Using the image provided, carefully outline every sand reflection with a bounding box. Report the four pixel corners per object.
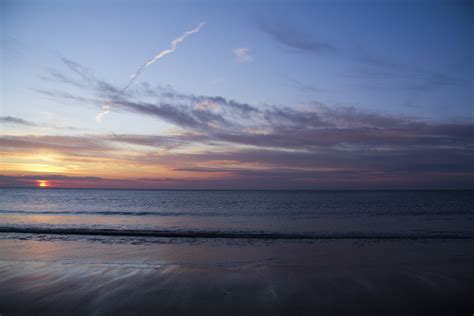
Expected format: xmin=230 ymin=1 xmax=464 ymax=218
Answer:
xmin=1 ymin=237 xmax=473 ymax=315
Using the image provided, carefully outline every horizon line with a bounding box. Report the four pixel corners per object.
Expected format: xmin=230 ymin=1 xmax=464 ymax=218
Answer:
xmin=0 ymin=186 xmax=473 ymax=191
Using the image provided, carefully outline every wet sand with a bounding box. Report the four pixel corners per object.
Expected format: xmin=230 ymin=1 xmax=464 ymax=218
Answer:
xmin=0 ymin=235 xmax=473 ymax=315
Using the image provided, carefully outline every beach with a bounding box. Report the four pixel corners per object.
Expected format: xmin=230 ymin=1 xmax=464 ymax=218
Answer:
xmin=1 ymin=234 xmax=473 ymax=315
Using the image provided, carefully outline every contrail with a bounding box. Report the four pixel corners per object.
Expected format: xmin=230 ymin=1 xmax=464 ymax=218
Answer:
xmin=96 ymin=22 xmax=206 ymax=122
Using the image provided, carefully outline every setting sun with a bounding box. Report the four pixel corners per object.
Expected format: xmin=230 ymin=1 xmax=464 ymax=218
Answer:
xmin=36 ymin=180 xmax=50 ymax=188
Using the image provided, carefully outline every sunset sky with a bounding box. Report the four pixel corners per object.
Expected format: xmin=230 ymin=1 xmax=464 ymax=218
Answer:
xmin=1 ymin=0 xmax=473 ymax=189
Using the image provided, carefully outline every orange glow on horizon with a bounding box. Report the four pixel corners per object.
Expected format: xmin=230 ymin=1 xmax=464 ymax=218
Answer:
xmin=36 ymin=180 xmax=50 ymax=188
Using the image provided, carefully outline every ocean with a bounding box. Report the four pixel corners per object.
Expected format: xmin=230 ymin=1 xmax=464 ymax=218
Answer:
xmin=1 ymin=189 xmax=473 ymax=315
xmin=1 ymin=189 xmax=473 ymax=239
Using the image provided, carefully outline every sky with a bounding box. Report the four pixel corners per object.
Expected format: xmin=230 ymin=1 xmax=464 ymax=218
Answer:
xmin=0 ymin=0 xmax=473 ymax=189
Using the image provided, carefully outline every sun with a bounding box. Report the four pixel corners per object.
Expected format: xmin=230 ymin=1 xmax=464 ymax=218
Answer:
xmin=36 ymin=180 xmax=50 ymax=188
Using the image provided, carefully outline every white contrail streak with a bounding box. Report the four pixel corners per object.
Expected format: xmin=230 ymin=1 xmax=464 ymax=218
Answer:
xmin=96 ymin=22 xmax=206 ymax=122
xmin=128 ymin=22 xmax=206 ymax=85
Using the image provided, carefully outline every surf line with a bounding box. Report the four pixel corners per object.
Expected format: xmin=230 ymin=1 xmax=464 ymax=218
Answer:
xmin=0 ymin=226 xmax=472 ymax=240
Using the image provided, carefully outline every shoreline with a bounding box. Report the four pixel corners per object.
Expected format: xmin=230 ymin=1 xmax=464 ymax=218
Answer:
xmin=1 ymin=226 xmax=473 ymax=240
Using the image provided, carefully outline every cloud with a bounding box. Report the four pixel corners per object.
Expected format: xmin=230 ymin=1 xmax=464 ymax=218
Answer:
xmin=258 ymin=20 xmax=467 ymax=91
xmin=233 ymin=47 xmax=252 ymax=63
xmin=2 ymin=134 xmax=473 ymax=189
xmin=287 ymin=78 xmax=327 ymax=94
xmin=0 ymin=116 xmax=37 ymax=126
xmin=258 ymin=21 xmax=337 ymax=54
xmin=0 ymin=115 xmax=88 ymax=131
xmin=0 ymin=135 xmax=112 ymax=154
xmin=0 ymin=174 xmax=182 ymax=189
xmin=24 ymin=60 xmax=474 ymax=189
xmin=1 ymin=165 xmax=472 ymax=189
xmin=3 ymin=120 xmax=473 ymax=179
xmin=0 ymin=132 xmax=204 ymax=156
xmin=35 ymin=64 xmax=474 ymax=151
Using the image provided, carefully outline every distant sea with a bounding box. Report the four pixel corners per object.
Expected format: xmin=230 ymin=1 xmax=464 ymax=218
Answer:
xmin=1 ymin=188 xmax=473 ymax=239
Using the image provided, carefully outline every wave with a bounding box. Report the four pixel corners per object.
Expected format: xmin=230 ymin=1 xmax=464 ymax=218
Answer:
xmin=0 ymin=226 xmax=472 ymax=240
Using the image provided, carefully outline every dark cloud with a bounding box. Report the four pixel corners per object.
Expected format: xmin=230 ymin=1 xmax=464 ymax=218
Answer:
xmin=18 ymin=58 xmax=473 ymax=189
xmin=2 ymin=170 xmax=471 ymax=190
xmin=33 ymin=88 xmax=100 ymax=105
xmin=258 ymin=21 xmax=337 ymax=54
xmin=2 ymin=174 xmax=105 ymax=181
xmin=33 ymin=61 xmax=474 ymax=153
xmin=3 ymin=131 xmax=471 ymax=178
xmin=258 ymin=21 xmax=467 ymax=91
xmin=149 ymin=85 xmax=260 ymax=115
xmin=287 ymin=78 xmax=328 ymax=94
xmin=106 ymin=132 xmax=209 ymax=150
xmin=0 ymin=133 xmax=209 ymax=158
xmin=0 ymin=116 xmax=37 ymax=126
xmin=1 ymin=115 xmax=88 ymax=131
xmin=0 ymin=174 xmax=143 ymax=189
xmin=0 ymin=135 xmax=111 ymax=154
xmin=42 ymin=59 xmax=123 ymax=99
